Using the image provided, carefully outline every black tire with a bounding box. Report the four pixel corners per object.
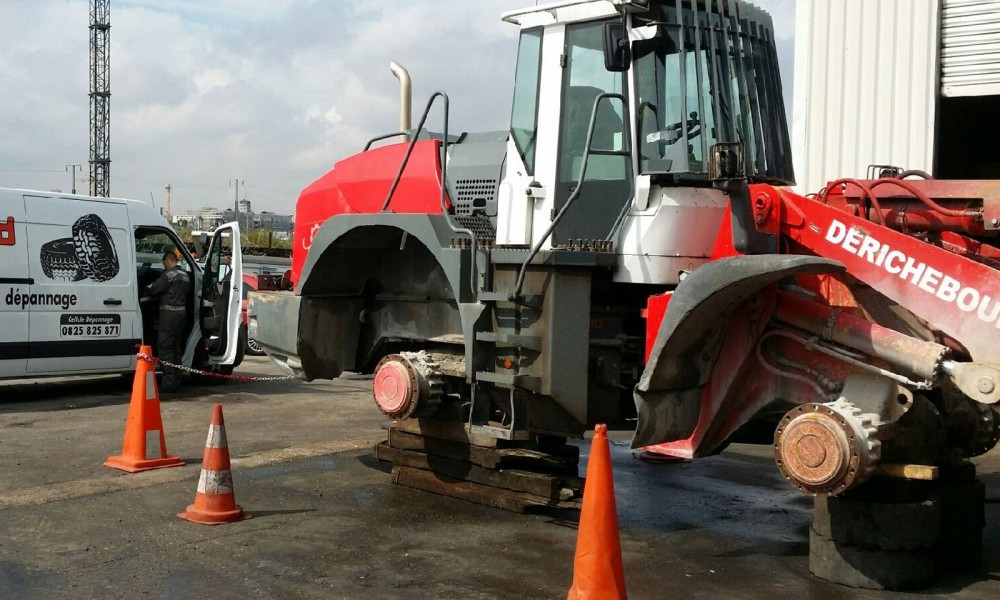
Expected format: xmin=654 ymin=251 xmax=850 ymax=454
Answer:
xmin=191 ymin=328 xmax=244 ymax=385
xmin=936 ymin=480 xmax=985 ymax=571
xmin=809 ymin=528 xmax=937 ymax=591
xmin=195 ymin=363 xmax=235 ymax=386
xmin=813 ymin=495 xmax=940 ymax=550
xmin=234 ymin=323 xmax=246 ymax=368
xmin=72 ymin=214 xmax=119 ymax=282
xmin=192 ymin=349 xmax=234 ymax=386
xmin=39 ymin=238 xmax=85 ymax=281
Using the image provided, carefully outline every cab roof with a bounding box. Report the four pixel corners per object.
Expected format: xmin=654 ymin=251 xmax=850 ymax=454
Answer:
xmin=502 ymin=0 xmax=634 ymax=26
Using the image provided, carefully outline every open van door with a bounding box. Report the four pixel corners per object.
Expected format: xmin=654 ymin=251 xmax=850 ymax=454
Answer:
xmin=201 ymin=222 xmax=243 ymax=365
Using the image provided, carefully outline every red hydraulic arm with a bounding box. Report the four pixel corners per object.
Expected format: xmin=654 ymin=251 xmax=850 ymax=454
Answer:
xmin=752 ymin=184 xmax=1000 ymax=365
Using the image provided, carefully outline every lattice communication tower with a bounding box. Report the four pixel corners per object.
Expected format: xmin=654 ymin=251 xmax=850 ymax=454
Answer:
xmin=89 ymin=0 xmax=110 ymax=197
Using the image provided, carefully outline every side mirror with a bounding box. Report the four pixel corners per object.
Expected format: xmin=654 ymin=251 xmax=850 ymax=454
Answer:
xmin=709 ymin=142 xmax=746 ymax=181
xmin=603 ymin=22 xmax=630 ymax=72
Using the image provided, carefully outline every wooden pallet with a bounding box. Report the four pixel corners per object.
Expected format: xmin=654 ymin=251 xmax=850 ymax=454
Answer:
xmin=376 ymin=419 xmax=583 ymax=513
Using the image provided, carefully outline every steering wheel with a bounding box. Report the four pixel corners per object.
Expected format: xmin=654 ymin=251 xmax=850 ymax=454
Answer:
xmin=665 ymin=111 xmax=703 ymax=142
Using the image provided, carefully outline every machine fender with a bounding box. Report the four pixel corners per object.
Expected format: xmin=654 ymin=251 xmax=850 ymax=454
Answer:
xmin=632 ymin=255 xmax=846 ymax=448
xmin=293 ymin=213 xmax=482 ymax=380
xmin=298 ymin=212 xmax=473 ymax=301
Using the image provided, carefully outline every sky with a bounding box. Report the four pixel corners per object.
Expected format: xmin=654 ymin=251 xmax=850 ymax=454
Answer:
xmin=0 ymin=0 xmax=795 ymax=216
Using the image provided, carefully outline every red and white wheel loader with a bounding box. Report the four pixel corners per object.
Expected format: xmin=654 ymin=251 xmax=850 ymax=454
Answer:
xmin=250 ymin=1 xmax=1000 ymax=578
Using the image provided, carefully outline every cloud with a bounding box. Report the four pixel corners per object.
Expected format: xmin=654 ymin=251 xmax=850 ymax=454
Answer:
xmin=0 ymin=0 xmax=795 ymax=214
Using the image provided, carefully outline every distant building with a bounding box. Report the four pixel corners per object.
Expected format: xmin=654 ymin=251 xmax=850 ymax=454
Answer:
xmin=171 ymin=207 xmax=225 ymax=230
xmin=223 ymin=207 xmax=293 ymax=233
xmin=255 ymin=211 xmax=294 ymax=233
xmin=222 ymin=208 xmax=253 ymax=230
xmin=171 ymin=204 xmax=293 ymax=234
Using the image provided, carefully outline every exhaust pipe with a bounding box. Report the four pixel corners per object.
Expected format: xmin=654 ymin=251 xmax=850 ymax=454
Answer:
xmin=390 ymin=60 xmax=412 ymax=142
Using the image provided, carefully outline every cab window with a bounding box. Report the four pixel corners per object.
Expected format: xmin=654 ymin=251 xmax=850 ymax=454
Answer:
xmin=551 ymin=19 xmax=632 ymax=244
xmin=134 ymin=228 xmax=193 ymax=273
xmin=510 ymin=28 xmax=544 ymax=174
xmin=134 ymin=228 xmax=193 ymax=292
xmin=558 ymin=20 xmax=628 ymax=185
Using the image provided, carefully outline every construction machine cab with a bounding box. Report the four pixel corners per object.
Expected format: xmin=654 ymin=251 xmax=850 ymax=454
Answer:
xmin=504 ymin=0 xmax=794 ymax=237
xmin=498 ymin=0 xmax=792 ymax=259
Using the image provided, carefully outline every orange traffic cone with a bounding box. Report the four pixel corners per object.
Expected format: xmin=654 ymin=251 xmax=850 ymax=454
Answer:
xmin=178 ymin=404 xmax=249 ymax=524
xmin=567 ymin=424 xmax=627 ymax=600
xmin=105 ymin=345 xmax=185 ymax=473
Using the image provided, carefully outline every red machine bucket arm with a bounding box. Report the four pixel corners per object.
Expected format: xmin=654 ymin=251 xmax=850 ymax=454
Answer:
xmin=632 ymin=254 xmax=845 ymax=449
xmin=774 ymin=187 xmax=1000 ymax=365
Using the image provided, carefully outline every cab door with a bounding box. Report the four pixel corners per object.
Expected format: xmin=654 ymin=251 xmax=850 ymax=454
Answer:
xmin=552 ymin=19 xmax=632 ymax=245
xmin=0 ymin=191 xmax=30 ymax=377
xmin=200 ymin=222 xmax=243 ymax=365
xmin=24 ymin=195 xmax=136 ymax=373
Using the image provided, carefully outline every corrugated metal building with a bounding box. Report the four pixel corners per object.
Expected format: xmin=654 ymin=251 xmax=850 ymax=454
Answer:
xmin=792 ymin=0 xmax=1000 ymax=193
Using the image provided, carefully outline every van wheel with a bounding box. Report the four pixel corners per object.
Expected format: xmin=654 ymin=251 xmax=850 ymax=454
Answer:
xmin=191 ymin=346 xmax=239 ymax=386
xmin=194 ymin=363 xmax=234 ymax=386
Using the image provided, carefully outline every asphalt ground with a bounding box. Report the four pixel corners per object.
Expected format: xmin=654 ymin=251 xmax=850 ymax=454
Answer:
xmin=1 ymin=356 xmax=999 ymax=599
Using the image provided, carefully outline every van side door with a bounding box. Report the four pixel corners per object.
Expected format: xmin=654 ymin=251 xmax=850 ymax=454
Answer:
xmin=0 ymin=191 xmax=30 ymax=377
xmin=133 ymin=226 xmax=197 ymax=365
xmin=24 ymin=195 xmax=137 ymax=373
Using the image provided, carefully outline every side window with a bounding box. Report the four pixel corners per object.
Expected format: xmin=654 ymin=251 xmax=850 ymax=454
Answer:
xmin=510 ymin=28 xmax=543 ymax=174
xmin=558 ymin=21 xmax=627 ymax=184
xmin=134 ymin=228 xmax=193 ymax=273
xmin=205 ymin=230 xmax=236 ymax=290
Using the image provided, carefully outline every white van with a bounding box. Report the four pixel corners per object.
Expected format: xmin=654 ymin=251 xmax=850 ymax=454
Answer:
xmin=0 ymin=188 xmax=244 ymax=380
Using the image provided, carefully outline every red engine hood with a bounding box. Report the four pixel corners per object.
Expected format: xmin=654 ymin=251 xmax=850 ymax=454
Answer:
xmin=291 ymin=139 xmax=449 ymax=284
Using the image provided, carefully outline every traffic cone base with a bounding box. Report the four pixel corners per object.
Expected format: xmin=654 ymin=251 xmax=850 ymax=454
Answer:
xmin=105 ymin=454 xmax=184 ymax=473
xmin=178 ymin=404 xmax=249 ymax=525
xmin=177 ymin=503 xmax=248 ymax=525
xmin=106 ymin=345 xmax=184 ymax=473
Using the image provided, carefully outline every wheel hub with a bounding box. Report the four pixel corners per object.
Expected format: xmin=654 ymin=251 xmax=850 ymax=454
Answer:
xmin=373 ymin=359 xmax=416 ymax=417
xmin=775 ymin=400 xmax=880 ymax=495
xmin=796 ymin=434 xmax=829 ymax=469
xmin=372 ymin=352 xmax=446 ymax=419
xmin=779 ymin=415 xmax=849 ymax=488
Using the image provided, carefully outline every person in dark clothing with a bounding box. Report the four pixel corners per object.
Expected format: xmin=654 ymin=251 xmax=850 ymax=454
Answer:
xmin=146 ymin=252 xmax=191 ymax=392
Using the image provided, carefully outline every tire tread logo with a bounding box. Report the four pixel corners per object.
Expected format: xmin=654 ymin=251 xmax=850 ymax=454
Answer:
xmin=40 ymin=239 xmax=85 ymax=281
xmin=39 ymin=214 xmax=120 ymax=282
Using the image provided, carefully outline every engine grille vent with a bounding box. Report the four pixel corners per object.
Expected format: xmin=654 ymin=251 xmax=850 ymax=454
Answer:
xmin=453 ymin=178 xmax=498 ymax=216
xmin=455 ymin=215 xmax=496 ymax=242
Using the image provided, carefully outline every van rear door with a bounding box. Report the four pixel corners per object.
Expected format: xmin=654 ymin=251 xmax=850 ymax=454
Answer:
xmin=0 ymin=191 xmax=30 ymax=377
xmin=24 ymin=195 xmax=137 ymax=373
xmin=201 ymin=222 xmax=243 ymax=365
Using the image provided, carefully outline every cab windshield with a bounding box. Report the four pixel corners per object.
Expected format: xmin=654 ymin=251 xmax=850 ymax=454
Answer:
xmin=632 ymin=1 xmax=793 ymax=184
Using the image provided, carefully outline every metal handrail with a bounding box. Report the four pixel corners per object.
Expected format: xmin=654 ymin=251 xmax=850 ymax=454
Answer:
xmin=363 ymin=132 xmax=409 ymax=151
xmin=379 ymin=92 xmax=479 ymax=299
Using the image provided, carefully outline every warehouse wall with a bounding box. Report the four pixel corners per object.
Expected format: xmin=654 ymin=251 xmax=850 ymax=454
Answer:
xmin=791 ymin=0 xmax=940 ymax=193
